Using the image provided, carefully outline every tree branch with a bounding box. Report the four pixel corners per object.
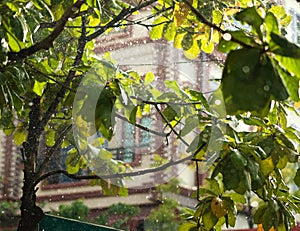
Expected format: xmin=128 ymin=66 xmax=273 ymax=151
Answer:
xmin=33 ymin=153 xmax=193 ymax=187
xmin=7 ymin=0 xmax=85 ymax=61
xmin=35 ymin=124 xmax=73 ymax=179
xmin=115 ymin=113 xmax=168 ymax=137
xmin=183 ymin=0 xmax=253 ymax=49
xmin=24 ymin=61 xmax=77 ymax=93
xmin=40 ymin=16 xmax=87 ymax=130
xmin=86 ymin=0 xmax=157 ymax=41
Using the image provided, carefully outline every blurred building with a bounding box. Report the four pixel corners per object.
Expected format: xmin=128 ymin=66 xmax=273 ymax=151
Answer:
xmin=2 ymin=1 xmax=299 ymax=230
xmin=35 ymin=7 xmax=222 ymax=230
xmin=0 ymin=133 xmax=22 ymax=201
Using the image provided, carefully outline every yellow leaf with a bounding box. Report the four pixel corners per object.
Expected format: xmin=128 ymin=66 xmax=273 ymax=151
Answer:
xmin=260 ymin=156 xmax=274 ymax=175
xmin=33 ymin=80 xmax=46 ymax=96
xmin=14 ymin=128 xmax=28 ymax=146
xmin=174 ymin=32 xmax=185 ymax=49
xmin=201 ymin=39 xmax=215 ymax=54
xmin=144 ymin=72 xmax=155 ymax=85
xmin=88 ymin=15 xmax=100 ymax=27
xmin=294 ymin=101 xmax=300 ymax=109
xmin=184 ymin=39 xmax=200 ymax=59
xmin=137 ymin=105 xmax=143 ymax=119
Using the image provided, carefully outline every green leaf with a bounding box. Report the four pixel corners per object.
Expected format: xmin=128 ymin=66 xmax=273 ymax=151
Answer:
xmin=187 ymin=126 xmax=211 ymax=153
xmin=164 ymin=22 xmax=176 ymax=41
xmin=99 ymin=149 xmax=113 ymax=160
xmin=222 ymin=162 xmax=240 ymax=190
xmin=180 ymin=116 xmax=199 ymax=137
xmin=95 ymin=85 xmax=118 ymax=140
xmin=129 ymin=106 xmax=138 ymax=124
xmin=9 ymin=15 xmax=25 ymax=42
xmin=66 ymin=151 xmax=83 ymax=174
xmin=294 ymin=168 xmax=300 ymax=187
xmin=271 ymin=58 xmax=299 ymax=101
xmin=46 ymin=129 xmax=56 ymax=147
xmin=144 ymin=72 xmax=155 ymax=85
xmin=181 ymin=33 xmax=193 ymax=51
xmin=270 ymin=33 xmax=300 ymax=58
xmin=13 ymin=127 xmax=28 ymax=146
xmin=188 ymin=90 xmax=210 ymax=111
xmin=221 ymin=49 xmax=288 ymax=116
xmin=218 ymin=38 xmax=239 ymax=53
xmin=234 ymin=7 xmax=263 ymax=38
xmin=260 ymin=156 xmax=274 ymax=176
xmin=242 ymin=116 xmax=266 ymax=128
xmin=164 ymin=80 xmax=183 ymax=96
xmin=184 ymin=39 xmax=201 ymax=59
xmin=269 ymin=5 xmax=287 ymax=21
xmin=264 ymin=12 xmax=279 ymax=43
xmin=275 ymin=55 xmax=300 ymax=79
xmin=231 ymin=149 xmax=247 ymax=170
xmin=162 ymin=104 xmax=179 ymax=122
xmin=223 ymin=197 xmax=236 ymax=227
xmin=230 ymin=30 xmax=259 ymax=47
xmin=178 ymin=222 xmax=197 ymax=231
xmin=33 ymin=80 xmax=47 ymax=96
xmin=202 ymin=210 xmax=218 ymax=230
xmin=150 ymin=16 xmax=168 ymax=40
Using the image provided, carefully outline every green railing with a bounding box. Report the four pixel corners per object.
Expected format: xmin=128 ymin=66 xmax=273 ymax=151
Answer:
xmin=39 ymin=214 xmax=123 ymax=231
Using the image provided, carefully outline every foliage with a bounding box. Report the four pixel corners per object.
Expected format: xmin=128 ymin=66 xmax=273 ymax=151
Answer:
xmin=145 ymin=179 xmax=184 ymax=230
xmin=0 ymin=200 xmax=19 ymax=218
xmin=50 ymin=200 xmax=89 ymax=221
xmin=145 ymin=199 xmax=183 ymax=231
xmin=95 ymin=203 xmax=140 ymax=230
xmin=0 ymin=0 xmax=300 ymax=230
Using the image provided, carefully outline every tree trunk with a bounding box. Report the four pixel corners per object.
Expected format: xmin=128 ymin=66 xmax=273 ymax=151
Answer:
xmin=18 ymin=98 xmax=44 ymax=231
xmin=17 ymin=175 xmax=44 ymax=231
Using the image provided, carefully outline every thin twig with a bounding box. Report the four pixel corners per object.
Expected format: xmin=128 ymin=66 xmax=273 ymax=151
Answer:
xmin=33 ymin=153 xmax=193 ymax=187
xmin=115 ymin=113 xmax=167 ymax=137
xmin=183 ymin=0 xmax=253 ymax=49
xmin=86 ymin=0 xmax=157 ymax=41
xmin=8 ymin=0 xmax=85 ymax=61
xmin=35 ymin=124 xmax=73 ymax=179
xmin=40 ymin=16 xmax=87 ymax=129
xmin=153 ymin=104 xmax=190 ymax=147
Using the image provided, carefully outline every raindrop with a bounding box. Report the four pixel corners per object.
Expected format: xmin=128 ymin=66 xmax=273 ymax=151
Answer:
xmin=215 ymin=99 xmax=221 ymax=105
xmin=263 ymin=85 xmax=270 ymax=91
xmin=223 ymin=33 xmax=232 ymax=41
xmin=28 ymin=102 xmax=33 ymax=106
xmin=242 ymin=66 xmax=250 ymax=73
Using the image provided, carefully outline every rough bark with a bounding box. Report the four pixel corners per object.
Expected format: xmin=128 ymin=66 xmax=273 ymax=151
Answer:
xmin=18 ymin=98 xmax=43 ymax=231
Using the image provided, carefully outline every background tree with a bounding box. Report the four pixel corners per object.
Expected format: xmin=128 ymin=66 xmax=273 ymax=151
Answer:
xmin=0 ymin=0 xmax=300 ymax=231
xmin=95 ymin=203 xmax=140 ymax=230
xmin=145 ymin=178 xmax=184 ymax=231
xmin=50 ymin=199 xmax=89 ymax=221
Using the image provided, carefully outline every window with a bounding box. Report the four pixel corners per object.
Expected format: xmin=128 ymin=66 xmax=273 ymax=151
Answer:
xmin=109 ymin=116 xmax=153 ymax=163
